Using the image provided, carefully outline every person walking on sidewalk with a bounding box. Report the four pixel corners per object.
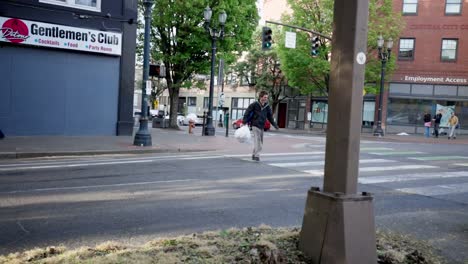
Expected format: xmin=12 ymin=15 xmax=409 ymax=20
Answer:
xmin=242 ymin=90 xmax=279 ymax=161
xmin=448 ymin=112 xmax=459 ymax=140
xmin=423 ymin=112 xmax=432 ymax=138
xmin=433 ymin=111 xmax=442 ymax=138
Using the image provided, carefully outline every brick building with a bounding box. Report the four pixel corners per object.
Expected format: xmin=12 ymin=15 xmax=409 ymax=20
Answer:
xmin=387 ymin=0 xmax=468 ymax=134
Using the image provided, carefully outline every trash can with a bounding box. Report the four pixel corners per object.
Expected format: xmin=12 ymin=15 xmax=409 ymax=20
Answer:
xmin=152 ymin=117 xmax=168 ymax=128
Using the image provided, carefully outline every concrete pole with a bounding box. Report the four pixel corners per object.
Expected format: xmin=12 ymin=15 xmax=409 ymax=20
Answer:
xmin=299 ymin=1 xmax=377 ymax=263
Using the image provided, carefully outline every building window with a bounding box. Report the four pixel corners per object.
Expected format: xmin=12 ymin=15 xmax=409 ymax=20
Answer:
xmin=203 ymin=97 xmax=209 ymax=109
xmin=231 ymin=97 xmax=255 ymax=120
xmin=40 ymin=0 xmax=101 ymax=12
xmin=441 ymin=39 xmax=458 ymax=61
xmin=402 ymin=0 xmax=418 ymax=14
xmin=445 ymin=0 xmax=462 ymax=15
xmin=187 ymin=97 xmax=197 ymax=107
xmin=398 ymin=38 xmax=415 ymax=60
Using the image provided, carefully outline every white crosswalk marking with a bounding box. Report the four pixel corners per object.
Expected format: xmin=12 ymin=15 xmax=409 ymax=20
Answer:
xmin=409 ymin=156 xmax=468 ymax=161
xmin=397 ymin=182 xmax=468 ymax=196
xmin=302 ymin=165 xmax=437 ymax=177
xmin=253 ymin=151 xmax=468 ymax=199
xmin=359 ymin=171 xmax=468 ymax=184
xmin=268 ymin=159 xmax=396 ymax=168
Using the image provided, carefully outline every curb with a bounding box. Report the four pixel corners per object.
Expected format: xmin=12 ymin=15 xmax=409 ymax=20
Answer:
xmin=0 ymin=148 xmax=215 ymax=160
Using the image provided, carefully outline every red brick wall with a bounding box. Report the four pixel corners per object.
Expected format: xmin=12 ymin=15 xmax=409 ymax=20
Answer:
xmin=392 ymin=0 xmax=468 ymax=84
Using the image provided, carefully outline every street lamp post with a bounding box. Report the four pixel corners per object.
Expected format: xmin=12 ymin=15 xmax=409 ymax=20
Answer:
xmin=134 ymin=0 xmax=154 ymax=146
xmin=203 ymin=7 xmax=227 ymax=136
xmin=373 ymin=35 xmax=393 ymax=137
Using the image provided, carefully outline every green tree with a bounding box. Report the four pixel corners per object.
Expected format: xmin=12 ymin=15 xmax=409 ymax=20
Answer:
xmin=277 ymin=0 xmax=404 ymax=96
xmin=233 ymin=28 xmax=294 ymax=115
xmin=141 ymin=0 xmax=259 ymax=128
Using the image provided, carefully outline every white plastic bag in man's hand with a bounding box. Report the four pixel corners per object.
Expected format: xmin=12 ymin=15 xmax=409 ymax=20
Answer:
xmin=234 ymin=125 xmax=251 ymax=143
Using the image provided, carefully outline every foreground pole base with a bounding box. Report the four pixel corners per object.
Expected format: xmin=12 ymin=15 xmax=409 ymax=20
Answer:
xmin=299 ymin=188 xmax=377 ymax=264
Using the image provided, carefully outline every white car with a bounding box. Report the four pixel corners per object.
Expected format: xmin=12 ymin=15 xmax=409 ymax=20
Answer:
xmin=165 ymin=113 xmax=185 ymax=125
xmin=183 ymin=113 xmax=203 ymax=126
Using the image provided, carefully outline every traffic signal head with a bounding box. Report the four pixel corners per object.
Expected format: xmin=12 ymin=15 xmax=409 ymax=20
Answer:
xmin=311 ymin=36 xmax=320 ymax=56
xmin=262 ymin=26 xmax=272 ymax=50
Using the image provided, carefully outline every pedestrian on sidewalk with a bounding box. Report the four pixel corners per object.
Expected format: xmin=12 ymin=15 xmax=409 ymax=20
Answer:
xmin=242 ymin=90 xmax=279 ymax=161
xmin=423 ymin=112 xmax=432 ymax=138
xmin=448 ymin=112 xmax=459 ymax=140
xmin=433 ymin=111 xmax=442 ymax=138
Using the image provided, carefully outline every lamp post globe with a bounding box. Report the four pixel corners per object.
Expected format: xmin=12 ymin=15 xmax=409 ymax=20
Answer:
xmin=203 ymin=7 xmax=226 ymax=136
xmin=373 ymin=35 xmax=392 ymax=137
xmin=133 ymin=0 xmax=154 ymax=146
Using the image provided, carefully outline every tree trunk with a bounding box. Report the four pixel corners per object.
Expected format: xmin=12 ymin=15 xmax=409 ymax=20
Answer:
xmin=168 ymin=87 xmax=180 ymax=128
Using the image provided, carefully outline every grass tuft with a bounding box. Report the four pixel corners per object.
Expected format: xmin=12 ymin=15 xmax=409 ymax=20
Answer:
xmin=0 ymin=227 xmax=445 ymax=264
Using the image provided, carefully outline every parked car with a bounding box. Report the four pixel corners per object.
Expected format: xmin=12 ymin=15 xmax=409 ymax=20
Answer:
xmin=232 ymin=118 xmax=271 ymax=131
xmin=183 ymin=113 xmax=204 ymax=126
xmin=165 ymin=112 xmax=185 ymax=125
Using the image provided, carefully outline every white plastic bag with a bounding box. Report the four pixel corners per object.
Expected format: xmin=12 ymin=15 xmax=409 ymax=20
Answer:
xmin=234 ymin=125 xmax=252 ymax=143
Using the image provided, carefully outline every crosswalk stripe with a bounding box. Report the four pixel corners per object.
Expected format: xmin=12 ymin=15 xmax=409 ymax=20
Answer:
xmin=409 ymin=156 xmax=468 ymax=161
xmin=396 ymin=182 xmax=468 ymax=196
xmin=368 ymin=151 xmax=424 ymax=156
xmin=303 ymin=165 xmax=438 ymax=177
xmin=268 ymin=159 xmax=396 ymax=168
xmin=225 ymin=151 xmax=325 ymax=158
xmin=360 ymin=147 xmax=394 ymax=151
xmin=453 ymin=163 xmax=468 ymax=167
xmin=358 ymin=171 xmax=468 ymax=184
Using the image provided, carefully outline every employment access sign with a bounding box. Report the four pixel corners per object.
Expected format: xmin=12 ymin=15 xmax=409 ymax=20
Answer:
xmin=0 ymin=16 xmax=122 ymax=56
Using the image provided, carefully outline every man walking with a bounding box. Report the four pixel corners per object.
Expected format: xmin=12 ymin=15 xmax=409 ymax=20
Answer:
xmin=448 ymin=112 xmax=459 ymax=140
xmin=433 ymin=111 xmax=442 ymax=138
xmin=242 ymin=90 xmax=279 ymax=161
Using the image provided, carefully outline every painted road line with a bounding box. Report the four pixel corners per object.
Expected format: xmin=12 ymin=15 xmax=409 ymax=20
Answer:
xmin=453 ymin=163 xmax=468 ymax=167
xmin=396 ymin=182 xmax=468 ymax=196
xmin=368 ymin=151 xmax=424 ymax=156
xmin=268 ymin=159 xmax=396 ymax=168
xmin=255 ymin=155 xmax=325 ymax=162
xmin=225 ymin=151 xmax=325 ymax=158
xmin=359 ymin=165 xmax=436 ymax=172
xmin=408 ymin=156 xmax=468 ymax=161
xmin=360 ymin=147 xmax=394 ymax=151
xmin=358 ymin=171 xmax=468 ymax=184
xmin=303 ymin=164 xmax=438 ymax=177
xmin=0 ymin=179 xmax=197 ymax=194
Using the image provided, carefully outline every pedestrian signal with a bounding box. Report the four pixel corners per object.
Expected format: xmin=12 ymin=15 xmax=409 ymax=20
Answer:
xmin=311 ymin=36 xmax=320 ymax=56
xmin=262 ymin=27 xmax=272 ymax=50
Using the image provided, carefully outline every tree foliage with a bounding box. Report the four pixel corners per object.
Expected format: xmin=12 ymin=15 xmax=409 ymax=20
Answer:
xmin=233 ymin=28 xmax=293 ymax=115
xmin=277 ymin=0 xmax=405 ymax=96
xmin=139 ymin=0 xmax=259 ymax=127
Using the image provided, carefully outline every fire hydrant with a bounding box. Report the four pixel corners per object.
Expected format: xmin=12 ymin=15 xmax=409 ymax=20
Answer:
xmin=188 ymin=120 xmax=195 ymax=134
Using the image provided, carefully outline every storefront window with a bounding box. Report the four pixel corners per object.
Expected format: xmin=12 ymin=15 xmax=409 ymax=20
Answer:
xmin=387 ymin=98 xmax=431 ymax=126
xmin=387 ymin=98 xmax=467 ymax=128
xmin=311 ymin=101 xmax=328 ymax=124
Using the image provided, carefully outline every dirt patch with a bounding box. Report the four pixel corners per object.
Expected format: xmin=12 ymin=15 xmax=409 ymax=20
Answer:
xmin=0 ymin=226 xmax=445 ymax=264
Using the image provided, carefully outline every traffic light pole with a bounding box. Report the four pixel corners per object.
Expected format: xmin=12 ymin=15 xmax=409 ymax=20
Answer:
xmin=264 ymin=20 xmax=332 ymax=40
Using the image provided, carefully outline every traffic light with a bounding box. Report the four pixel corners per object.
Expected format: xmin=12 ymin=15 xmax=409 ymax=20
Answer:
xmin=311 ymin=36 xmax=320 ymax=56
xmin=262 ymin=26 xmax=272 ymax=50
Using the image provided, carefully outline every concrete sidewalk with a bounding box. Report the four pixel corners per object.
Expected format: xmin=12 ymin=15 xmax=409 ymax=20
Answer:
xmin=1 ymin=126 xmax=467 ymax=159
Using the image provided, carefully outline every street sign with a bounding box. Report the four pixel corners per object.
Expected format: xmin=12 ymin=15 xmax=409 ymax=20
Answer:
xmin=145 ymin=80 xmax=152 ymax=95
xmin=285 ymin=31 xmax=296 ymax=49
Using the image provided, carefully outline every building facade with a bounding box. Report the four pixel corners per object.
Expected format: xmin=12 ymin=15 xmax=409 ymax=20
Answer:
xmin=0 ymin=0 xmax=137 ymax=136
xmin=387 ymin=0 xmax=468 ymax=134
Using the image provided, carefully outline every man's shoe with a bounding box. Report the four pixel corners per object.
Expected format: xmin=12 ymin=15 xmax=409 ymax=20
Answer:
xmin=448 ymin=137 xmax=451 ymax=139
xmin=252 ymin=156 xmax=260 ymax=161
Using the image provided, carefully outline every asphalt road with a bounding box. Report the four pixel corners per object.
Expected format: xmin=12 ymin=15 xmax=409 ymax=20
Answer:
xmin=0 ymin=133 xmax=467 ymax=262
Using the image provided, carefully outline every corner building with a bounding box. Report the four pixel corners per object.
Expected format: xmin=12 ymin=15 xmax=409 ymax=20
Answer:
xmin=387 ymin=0 xmax=468 ymax=134
xmin=0 ymin=0 xmax=137 ymax=136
